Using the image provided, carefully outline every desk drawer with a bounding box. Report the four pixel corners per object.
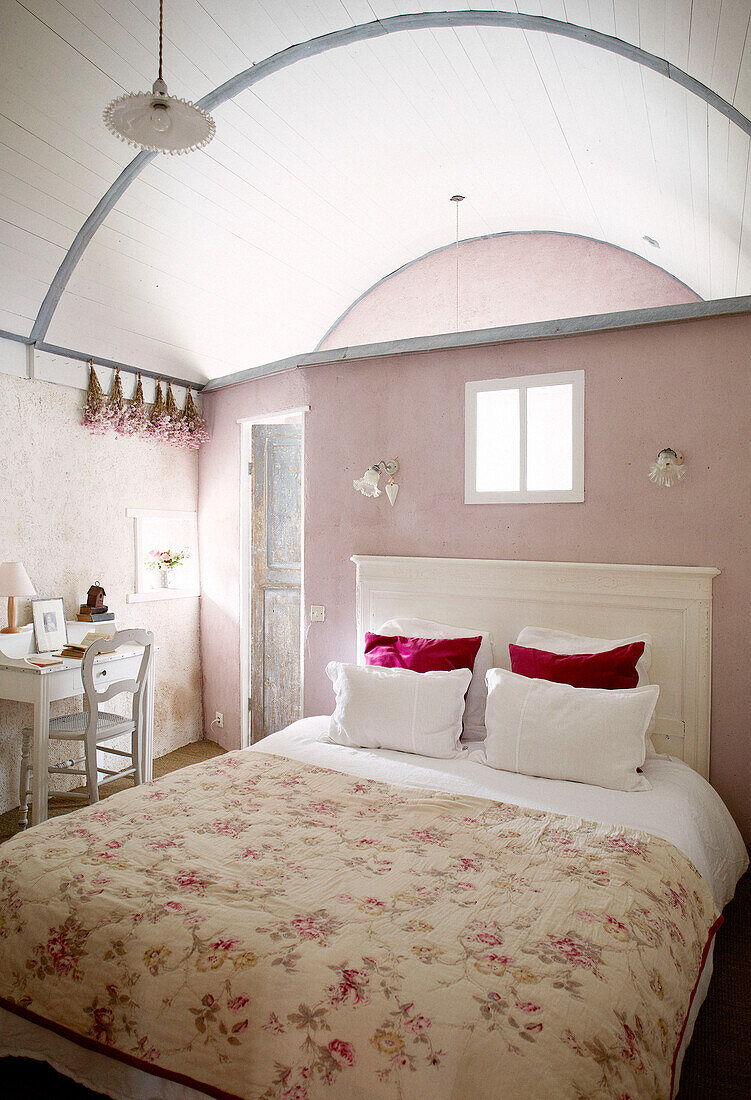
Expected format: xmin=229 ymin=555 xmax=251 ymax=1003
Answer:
xmin=46 ymin=655 xmax=145 ymax=701
xmin=92 ymin=655 xmax=142 ymax=686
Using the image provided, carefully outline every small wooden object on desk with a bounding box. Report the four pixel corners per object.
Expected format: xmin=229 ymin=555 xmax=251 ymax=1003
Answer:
xmin=87 ymin=584 xmax=106 ymax=608
xmin=78 ymin=583 xmax=115 ymax=624
xmin=0 ymin=561 xmax=36 ymax=634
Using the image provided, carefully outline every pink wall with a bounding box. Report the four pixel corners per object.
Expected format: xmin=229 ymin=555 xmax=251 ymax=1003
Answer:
xmin=199 ymin=311 xmax=751 ymax=844
xmin=319 ymin=233 xmax=700 ymax=350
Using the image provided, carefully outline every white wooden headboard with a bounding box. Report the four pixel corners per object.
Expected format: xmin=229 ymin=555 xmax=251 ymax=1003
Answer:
xmin=352 ymin=556 xmax=719 ymax=777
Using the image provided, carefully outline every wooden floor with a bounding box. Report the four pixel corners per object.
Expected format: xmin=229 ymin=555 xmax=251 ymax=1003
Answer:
xmin=0 ymin=737 xmax=225 ymax=843
xmin=0 ymin=741 xmax=748 ymax=1098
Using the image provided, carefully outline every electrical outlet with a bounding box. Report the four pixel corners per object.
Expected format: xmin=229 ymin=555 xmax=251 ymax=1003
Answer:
xmin=310 ymin=605 xmax=325 ymax=622
xmin=214 ymin=711 xmax=223 ymax=728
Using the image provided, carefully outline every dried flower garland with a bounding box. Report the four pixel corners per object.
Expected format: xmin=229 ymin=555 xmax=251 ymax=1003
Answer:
xmin=148 ymin=378 xmax=172 ymax=440
xmin=120 ymin=372 xmax=149 ymax=435
xmin=181 ymin=387 xmax=209 ymax=450
xmin=82 ymin=361 xmax=110 ymax=434
xmin=81 ymin=363 xmax=208 ymax=448
xmin=107 ymin=367 xmax=126 ymax=433
xmin=165 ymin=382 xmax=186 ymax=447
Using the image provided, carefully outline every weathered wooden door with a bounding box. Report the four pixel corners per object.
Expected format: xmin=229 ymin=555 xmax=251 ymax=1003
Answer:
xmin=250 ymin=423 xmax=302 ymax=742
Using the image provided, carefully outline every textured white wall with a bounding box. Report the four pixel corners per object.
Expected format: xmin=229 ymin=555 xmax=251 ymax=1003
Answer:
xmin=0 ymin=366 xmax=202 ymax=815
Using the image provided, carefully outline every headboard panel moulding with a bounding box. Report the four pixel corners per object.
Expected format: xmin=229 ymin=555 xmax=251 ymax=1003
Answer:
xmin=351 ymin=556 xmax=720 ymax=599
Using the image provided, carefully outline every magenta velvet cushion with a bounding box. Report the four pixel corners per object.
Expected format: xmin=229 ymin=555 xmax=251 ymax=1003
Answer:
xmin=508 ymin=641 xmax=646 ymax=690
xmin=364 ymin=632 xmax=482 ymax=675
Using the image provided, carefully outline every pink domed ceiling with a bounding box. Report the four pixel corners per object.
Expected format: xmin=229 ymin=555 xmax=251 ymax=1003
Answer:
xmin=319 ymin=233 xmax=700 ymax=351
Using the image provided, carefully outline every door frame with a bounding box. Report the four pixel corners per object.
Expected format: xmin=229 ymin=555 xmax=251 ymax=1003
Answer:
xmin=238 ymin=406 xmax=310 ymax=749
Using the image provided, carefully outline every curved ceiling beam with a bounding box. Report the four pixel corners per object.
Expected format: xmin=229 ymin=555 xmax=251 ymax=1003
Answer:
xmin=29 ymin=9 xmax=751 ymax=347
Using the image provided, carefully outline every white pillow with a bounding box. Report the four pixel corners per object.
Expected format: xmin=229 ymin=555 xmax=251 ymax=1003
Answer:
xmin=377 ymin=617 xmax=492 ymax=741
xmin=325 ymin=661 xmax=471 ymax=758
xmin=515 ymin=625 xmax=657 ymax=749
xmin=482 ymin=668 xmax=659 ymax=792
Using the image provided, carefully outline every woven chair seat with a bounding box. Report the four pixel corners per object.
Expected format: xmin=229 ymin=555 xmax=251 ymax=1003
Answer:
xmin=23 ymin=711 xmax=133 ymax=739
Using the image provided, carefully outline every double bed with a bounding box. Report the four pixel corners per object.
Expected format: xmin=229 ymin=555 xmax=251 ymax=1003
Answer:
xmin=0 ymin=556 xmax=747 ymax=1099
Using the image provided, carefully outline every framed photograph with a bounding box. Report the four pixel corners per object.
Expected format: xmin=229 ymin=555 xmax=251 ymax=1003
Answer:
xmin=32 ymin=598 xmax=68 ymax=653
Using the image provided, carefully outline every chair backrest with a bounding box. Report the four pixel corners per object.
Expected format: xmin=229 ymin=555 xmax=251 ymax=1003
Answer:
xmin=81 ymin=629 xmax=154 ymax=729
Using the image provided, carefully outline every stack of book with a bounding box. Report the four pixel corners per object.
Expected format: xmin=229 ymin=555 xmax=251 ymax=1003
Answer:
xmin=77 ymin=603 xmax=115 ymax=624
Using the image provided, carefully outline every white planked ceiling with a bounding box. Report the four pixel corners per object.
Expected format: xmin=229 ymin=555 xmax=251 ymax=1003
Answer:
xmin=2 ymin=0 xmax=751 ymax=384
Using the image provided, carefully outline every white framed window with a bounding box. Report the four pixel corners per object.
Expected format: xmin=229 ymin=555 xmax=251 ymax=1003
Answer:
xmin=465 ymin=370 xmax=584 ymax=504
xmin=126 ymin=509 xmax=200 ymax=602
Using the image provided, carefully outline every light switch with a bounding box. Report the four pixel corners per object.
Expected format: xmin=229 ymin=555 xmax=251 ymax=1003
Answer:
xmin=310 ymin=605 xmax=325 ymax=622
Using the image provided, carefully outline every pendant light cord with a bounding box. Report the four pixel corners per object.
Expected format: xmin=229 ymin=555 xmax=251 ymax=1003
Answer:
xmin=450 ymin=194 xmax=464 ymax=333
xmin=158 ymin=0 xmax=164 ymax=81
xmin=455 ymin=200 xmax=460 ymax=332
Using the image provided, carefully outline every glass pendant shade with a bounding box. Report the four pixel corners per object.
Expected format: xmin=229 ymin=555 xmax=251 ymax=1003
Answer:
xmin=104 ymin=78 xmax=215 ymax=155
xmin=353 ymin=467 xmax=382 ymax=497
xmin=648 ymin=448 xmax=686 ymax=488
xmin=103 ymin=3 xmax=215 ymax=156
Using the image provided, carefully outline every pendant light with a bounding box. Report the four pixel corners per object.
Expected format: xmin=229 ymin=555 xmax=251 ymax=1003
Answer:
xmin=104 ymin=0 xmax=215 ymax=155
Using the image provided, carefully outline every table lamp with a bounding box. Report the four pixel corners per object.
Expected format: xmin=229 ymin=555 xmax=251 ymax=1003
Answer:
xmin=0 ymin=561 xmax=36 ymax=634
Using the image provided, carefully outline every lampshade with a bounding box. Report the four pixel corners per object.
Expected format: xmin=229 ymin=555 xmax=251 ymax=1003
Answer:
xmin=103 ymin=3 xmax=215 ymax=156
xmin=0 ymin=561 xmax=35 ymax=597
xmin=648 ymin=448 xmax=686 ymax=488
xmin=353 ymin=467 xmax=382 ymax=498
xmin=104 ymin=79 xmax=215 ymax=155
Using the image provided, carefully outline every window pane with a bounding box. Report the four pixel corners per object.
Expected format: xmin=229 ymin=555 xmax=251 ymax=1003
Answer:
xmin=475 ymin=388 xmax=520 ymax=492
xmin=526 ymin=384 xmax=573 ymax=491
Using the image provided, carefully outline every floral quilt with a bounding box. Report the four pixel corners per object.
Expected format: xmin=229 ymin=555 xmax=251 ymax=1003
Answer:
xmin=0 ymin=750 xmax=720 ymax=1100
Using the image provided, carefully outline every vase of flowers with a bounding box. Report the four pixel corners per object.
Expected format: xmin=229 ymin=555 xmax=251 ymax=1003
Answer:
xmin=146 ymin=548 xmax=187 ymax=589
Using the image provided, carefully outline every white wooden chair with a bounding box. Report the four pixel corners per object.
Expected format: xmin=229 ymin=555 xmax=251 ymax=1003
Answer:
xmin=19 ymin=629 xmax=154 ymax=828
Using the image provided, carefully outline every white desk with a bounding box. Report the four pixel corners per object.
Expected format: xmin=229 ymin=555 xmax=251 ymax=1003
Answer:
xmin=0 ymin=623 xmax=155 ymax=826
